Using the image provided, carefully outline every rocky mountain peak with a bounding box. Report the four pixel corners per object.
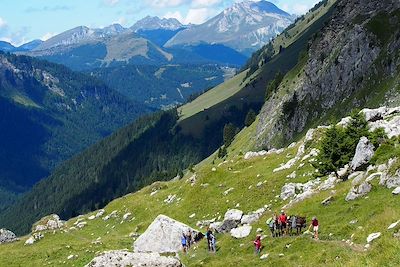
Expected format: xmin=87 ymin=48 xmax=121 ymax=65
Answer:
xmin=131 ymin=16 xmax=184 ymax=32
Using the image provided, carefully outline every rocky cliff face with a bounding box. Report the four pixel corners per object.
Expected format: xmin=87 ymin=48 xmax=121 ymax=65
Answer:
xmin=256 ymin=0 xmax=400 ymax=149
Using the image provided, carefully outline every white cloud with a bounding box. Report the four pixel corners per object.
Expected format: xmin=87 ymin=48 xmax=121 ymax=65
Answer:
xmin=104 ymin=0 xmax=120 ymax=6
xmin=0 ymin=17 xmax=7 ymax=29
xmin=191 ymin=0 xmax=223 ymax=8
xmin=146 ymin=0 xmax=187 ymax=8
xmin=164 ymin=7 xmax=215 ymax=24
xmin=185 ymin=8 xmax=213 ymax=24
xmin=41 ymin=32 xmax=56 ymax=41
xmin=113 ymin=17 xmax=128 ymax=26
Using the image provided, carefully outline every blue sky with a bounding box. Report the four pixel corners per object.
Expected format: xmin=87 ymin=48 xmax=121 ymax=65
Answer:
xmin=0 ymin=0 xmax=321 ymax=45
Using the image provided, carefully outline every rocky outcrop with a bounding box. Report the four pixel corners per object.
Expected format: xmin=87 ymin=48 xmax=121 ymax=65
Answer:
xmin=350 ymin=137 xmax=375 ymax=171
xmin=133 ymin=215 xmax=197 ymax=253
xmin=256 ymin=0 xmax=400 ymax=149
xmin=85 ymin=250 xmax=182 ymax=267
xmin=0 ymin=229 xmax=17 ymax=244
xmin=241 ymin=208 xmax=266 ymax=225
xmin=345 ymin=182 xmax=372 ymax=201
xmin=33 ymin=214 xmax=65 ymax=232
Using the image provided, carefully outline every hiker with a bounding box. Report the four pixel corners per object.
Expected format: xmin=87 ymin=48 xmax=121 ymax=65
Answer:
xmin=186 ymin=230 xmax=193 ymax=249
xmin=210 ymin=232 xmax=216 ymax=253
xmin=266 ymin=214 xmax=277 ymax=237
xmin=308 ymin=216 xmax=319 ymax=240
xmin=181 ymin=233 xmax=188 ymax=253
xmin=289 ymin=215 xmax=297 ymax=236
xmin=206 ymin=228 xmax=214 ymax=252
xmin=279 ymin=211 xmax=288 ymax=236
xmin=253 ymin=235 xmax=262 ymax=255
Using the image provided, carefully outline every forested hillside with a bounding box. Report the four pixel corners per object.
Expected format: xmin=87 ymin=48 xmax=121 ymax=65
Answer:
xmin=0 ymin=52 xmax=150 ymax=209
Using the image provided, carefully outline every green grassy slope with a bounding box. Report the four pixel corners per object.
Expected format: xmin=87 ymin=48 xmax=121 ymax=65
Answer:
xmin=1 ymin=115 xmax=399 ymax=266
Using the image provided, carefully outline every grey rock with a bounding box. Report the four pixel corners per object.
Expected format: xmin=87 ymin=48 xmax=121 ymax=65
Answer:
xmin=0 ymin=229 xmax=17 ymax=244
xmin=85 ymin=250 xmax=182 ymax=267
xmin=350 ymin=137 xmax=375 ymax=171
xmin=392 ymin=187 xmax=400 ymax=195
xmin=133 ymin=215 xmax=197 ymax=253
xmin=345 ymin=182 xmax=372 ymax=201
xmin=230 ymin=225 xmax=252 ymax=239
xmin=280 ymin=183 xmax=296 ymax=200
xmin=380 ymin=169 xmax=400 ymax=189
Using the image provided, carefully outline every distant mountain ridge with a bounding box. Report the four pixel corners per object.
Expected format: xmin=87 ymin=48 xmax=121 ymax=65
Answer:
xmin=131 ymin=16 xmax=184 ymax=32
xmin=165 ymin=0 xmax=295 ymax=55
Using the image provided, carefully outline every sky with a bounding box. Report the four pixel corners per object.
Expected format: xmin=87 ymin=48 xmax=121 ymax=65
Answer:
xmin=0 ymin=0 xmax=321 ymax=46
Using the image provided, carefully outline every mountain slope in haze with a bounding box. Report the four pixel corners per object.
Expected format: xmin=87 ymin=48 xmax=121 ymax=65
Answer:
xmin=165 ymin=0 xmax=294 ymax=55
xmin=0 ymin=52 xmax=151 ymax=208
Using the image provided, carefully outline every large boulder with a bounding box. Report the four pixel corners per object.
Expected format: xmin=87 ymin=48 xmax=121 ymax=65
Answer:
xmin=85 ymin=250 xmax=182 ymax=267
xmin=241 ymin=208 xmax=266 ymax=225
xmin=133 ymin=215 xmax=197 ymax=253
xmin=230 ymin=225 xmax=252 ymax=239
xmin=345 ymin=182 xmax=372 ymax=201
xmin=216 ymin=209 xmax=244 ymax=233
xmin=350 ymin=137 xmax=375 ymax=171
xmin=0 ymin=229 xmax=17 ymax=244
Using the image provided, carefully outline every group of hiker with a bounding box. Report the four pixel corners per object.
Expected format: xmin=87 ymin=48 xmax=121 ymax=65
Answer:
xmin=252 ymin=211 xmax=319 ymax=255
xmin=181 ymin=228 xmax=216 ymax=253
xmin=266 ymin=211 xmax=319 ymax=239
xmin=182 ymin=211 xmax=320 ymax=255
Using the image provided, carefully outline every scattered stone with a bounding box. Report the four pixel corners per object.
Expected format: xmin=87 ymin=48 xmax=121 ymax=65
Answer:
xmin=88 ymin=215 xmax=96 ymax=220
xmin=365 ymin=172 xmax=382 ymax=182
xmin=150 ymin=190 xmax=158 ymax=196
xmin=260 ymin=254 xmax=269 ymax=260
xmin=95 ymin=209 xmax=105 ymax=218
xmin=345 ymin=182 xmax=372 ymax=201
xmin=25 ymin=233 xmax=44 ymax=245
xmin=230 ymin=225 xmax=252 ymax=239
xmin=392 ymin=187 xmax=400 ymax=195
xmin=337 ymin=116 xmax=352 ymax=127
xmin=133 ymin=215 xmax=198 ymax=253
xmin=77 ymin=221 xmax=87 ymax=229
xmin=223 ymin=188 xmax=234 ymax=196
xmin=350 ymin=137 xmax=375 ymax=171
xmin=367 ymin=232 xmax=381 ymax=243
xmin=257 ymin=228 xmax=263 ymax=233
xmin=0 ymin=229 xmax=17 ymax=244
xmin=337 ymin=164 xmax=349 ymax=179
xmin=388 ymin=220 xmax=400 ymax=230
xmin=287 ymin=171 xmax=296 ymax=179
xmin=164 ymin=195 xmax=177 ymax=204
xmin=67 ymin=255 xmax=77 ymax=260
xmin=85 ymin=251 xmax=182 ymax=267
xmin=212 ymin=167 xmax=217 ymax=172
xmin=189 ymin=213 xmax=196 ymax=219
xmin=244 ymin=151 xmax=268 ymax=160
xmin=280 ymin=183 xmax=296 ymax=200
xmin=196 ymin=218 xmax=216 ymax=228
xmin=123 ymin=213 xmax=132 ymax=221
xmin=349 ymin=220 xmax=358 ymax=224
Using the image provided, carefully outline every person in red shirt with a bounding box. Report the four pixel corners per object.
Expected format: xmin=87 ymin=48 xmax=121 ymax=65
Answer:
xmin=309 ymin=216 xmax=319 ymax=240
xmin=279 ymin=211 xmax=288 ymax=236
xmin=253 ymin=235 xmax=262 ymax=255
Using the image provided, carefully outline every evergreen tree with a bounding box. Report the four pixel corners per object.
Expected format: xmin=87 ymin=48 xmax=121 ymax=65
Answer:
xmin=223 ymin=123 xmax=237 ymax=147
xmin=244 ymin=109 xmax=256 ymax=127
